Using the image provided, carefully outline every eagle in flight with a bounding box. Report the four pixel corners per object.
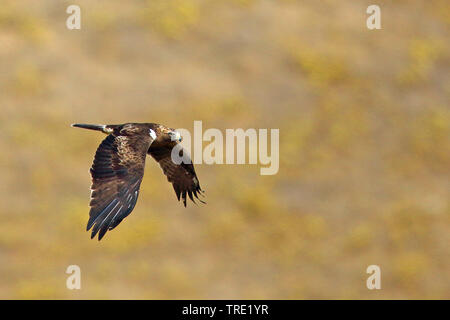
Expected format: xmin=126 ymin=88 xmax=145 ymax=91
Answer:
xmin=72 ymin=123 xmax=204 ymax=240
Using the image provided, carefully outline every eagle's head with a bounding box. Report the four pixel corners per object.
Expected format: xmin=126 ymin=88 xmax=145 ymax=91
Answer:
xmin=168 ymin=129 xmax=182 ymax=143
xmin=153 ymin=125 xmax=182 ymax=145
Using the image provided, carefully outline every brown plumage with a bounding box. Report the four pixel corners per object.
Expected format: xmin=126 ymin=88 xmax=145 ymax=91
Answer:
xmin=72 ymin=123 xmax=204 ymax=240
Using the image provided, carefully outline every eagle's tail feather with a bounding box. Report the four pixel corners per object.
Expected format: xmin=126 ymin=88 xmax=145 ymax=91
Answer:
xmin=71 ymin=123 xmax=113 ymax=134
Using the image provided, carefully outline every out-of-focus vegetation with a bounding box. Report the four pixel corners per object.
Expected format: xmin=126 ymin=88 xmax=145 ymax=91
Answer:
xmin=0 ymin=0 xmax=449 ymax=299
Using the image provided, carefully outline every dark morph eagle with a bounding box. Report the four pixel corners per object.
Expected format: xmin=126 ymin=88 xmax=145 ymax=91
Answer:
xmin=72 ymin=123 xmax=204 ymax=240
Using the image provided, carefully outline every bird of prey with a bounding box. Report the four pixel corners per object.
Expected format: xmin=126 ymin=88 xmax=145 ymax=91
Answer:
xmin=72 ymin=123 xmax=204 ymax=240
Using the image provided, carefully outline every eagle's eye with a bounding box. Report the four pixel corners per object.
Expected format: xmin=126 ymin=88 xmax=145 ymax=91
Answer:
xmin=149 ymin=129 xmax=157 ymax=140
xmin=169 ymin=131 xmax=182 ymax=142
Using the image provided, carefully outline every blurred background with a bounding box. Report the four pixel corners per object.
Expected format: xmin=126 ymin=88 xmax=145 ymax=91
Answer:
xmin=0 ymin=0 xmax=448 ymax=299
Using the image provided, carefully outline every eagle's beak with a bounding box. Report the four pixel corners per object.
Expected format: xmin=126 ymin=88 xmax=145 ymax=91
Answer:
xmin=170 ymin=131 xmax=182 ymax=143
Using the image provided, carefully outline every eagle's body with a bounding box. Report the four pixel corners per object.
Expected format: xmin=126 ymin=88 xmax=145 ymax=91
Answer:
xmin=72 ymin=123 xmax=204 ymax=240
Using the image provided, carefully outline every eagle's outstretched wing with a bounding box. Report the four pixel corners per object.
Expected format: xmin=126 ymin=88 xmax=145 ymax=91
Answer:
xmin=87 ymin=131 xmax=153 ymax=240
xmin=148 ymin=145 xmax=204 ymax=206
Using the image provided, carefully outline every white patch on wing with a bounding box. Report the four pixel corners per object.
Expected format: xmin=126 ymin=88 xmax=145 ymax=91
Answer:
xmin=149 ymin=129 xmax=157 ymax=140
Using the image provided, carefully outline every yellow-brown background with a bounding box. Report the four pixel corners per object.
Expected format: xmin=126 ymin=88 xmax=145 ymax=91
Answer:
xmin=0 ymin=0 xmax=448 ymax=299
